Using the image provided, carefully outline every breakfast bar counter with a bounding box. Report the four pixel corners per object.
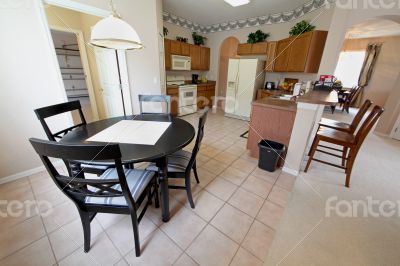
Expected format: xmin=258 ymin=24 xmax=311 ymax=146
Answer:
xmin=247 ymin=89 xmax=338 ymax=175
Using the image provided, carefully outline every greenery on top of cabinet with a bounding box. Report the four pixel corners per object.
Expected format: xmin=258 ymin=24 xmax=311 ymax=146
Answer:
xmin=247 ymin=30 xmax=270 ymax=44
xmin=289 ymin=20 xmax=315 ymax=36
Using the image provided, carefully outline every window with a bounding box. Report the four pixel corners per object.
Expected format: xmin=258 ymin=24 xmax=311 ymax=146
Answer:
xmin=334 ymin=51 xmax=366 ymax=88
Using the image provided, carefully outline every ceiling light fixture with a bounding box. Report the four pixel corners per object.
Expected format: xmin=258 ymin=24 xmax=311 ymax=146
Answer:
xmin=90 ymin=0 xmax=143 ymax=50
xmin=224 ymin=0 xmax=250 ymax=7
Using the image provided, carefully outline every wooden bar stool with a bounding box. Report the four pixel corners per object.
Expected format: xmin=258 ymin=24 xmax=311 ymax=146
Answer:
xmin=305 ymin=105 xmax=384 ymax=187
xmin=319 ymin=99 xmax=372 ymax=133
xmin=308 ymin=100 xmax=372 ymax=157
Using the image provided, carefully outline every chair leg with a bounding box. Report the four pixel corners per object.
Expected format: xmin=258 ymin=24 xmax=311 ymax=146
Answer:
xmin=308 ymin=129 xmax=319 ymax=156
xmin=330 ymin=105 xmax=336 ymax=114
xmin=344 ymin=150 xmax=356 ymax=188
xmin=193 ymin=162 xmax=200 ymax=184
xmin=130 ymin=214 xmax=141 ymax=257
xmin=305 ymin=137 xmax=319 ymax=172
xmin=78 ymin=210 xmax=91 ymax=253
xmin=342 ymin=147 xmax=348 ymax=167
xmin=185 ymin=174 xmax=195 ymax=208
xmin=154 ymin=180 xmax=160 ymax=208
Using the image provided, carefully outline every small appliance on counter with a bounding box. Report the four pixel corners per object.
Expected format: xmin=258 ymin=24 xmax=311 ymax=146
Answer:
xmin=264 ymin=81 xmax=276 ymax=90
xmin=192 ymin=74 xmax=199 ymax=84
xmin=314 ymin=75 xmax=336 ymax=91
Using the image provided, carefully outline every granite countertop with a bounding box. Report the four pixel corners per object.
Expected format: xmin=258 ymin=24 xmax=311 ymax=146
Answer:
xmin=297 ymin=89 xmax=338 ymax=105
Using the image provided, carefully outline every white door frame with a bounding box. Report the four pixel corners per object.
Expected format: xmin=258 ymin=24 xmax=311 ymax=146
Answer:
xmin=50 ymin=25 xmax=99 ymax=120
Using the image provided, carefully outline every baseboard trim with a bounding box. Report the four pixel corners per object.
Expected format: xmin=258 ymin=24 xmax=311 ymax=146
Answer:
xmin=374 ymin=132 xmax=389 ymax=138
xmin=282 ymin=166 xmax=299 ymax=176
xmin=0 ymin=160 xmax=63 ymax=185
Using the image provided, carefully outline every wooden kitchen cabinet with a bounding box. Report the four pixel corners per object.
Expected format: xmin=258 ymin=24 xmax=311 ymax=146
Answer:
xmin=170 ymin=40 xmax=181 ymax=55
xmin=200 ymin=47 xmax=210 ymax=70
xmin=197 ymin=90 xmax=206 ymax=109
xmin=265 ymin=41 xmax=277 ymax=72
xmin=181 ymin=43 xmax=190 ymax=56
xmin=251 ymin=42 xmax=269 ymax=54
xmin=164 ymin=39 xmax=171 ymax=70
xmin=274 ymin=38 xmax=292 ymax=72
xmin=163 ymin=39 xmax=210 ymax=71
xmin=237 ymin=42 xmax=268 ymax=55
xmin=273 ymin=31 xmax=328 ymax=73
xmin=190 ymin=45 xmax=201 ymax=70
xmin=166 ymin=87 xmax=179 ymax=116
xmin=237 ymin=43 xmax=252 ymax=55
xmin=286 ymin=32 xmax=313 ymax=72
xmin=205 ymin=85 xmax=215 ymax=107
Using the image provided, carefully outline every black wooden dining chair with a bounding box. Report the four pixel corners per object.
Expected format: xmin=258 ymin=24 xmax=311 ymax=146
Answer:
xmin=29 ymin=138 xmax=159 ymax=257
xmin=138 ymin=95 xmax=171 ymax=115
xmin=147 ymin=107 xmax=209 ymax=208
xmin=34 ymin=101 xmax=109 ymax=175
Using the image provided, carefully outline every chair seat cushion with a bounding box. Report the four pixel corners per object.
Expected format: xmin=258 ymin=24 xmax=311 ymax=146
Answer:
xmin=146 ymin=150 xmax=192 ymax=173
xmin=85 ymin=168 xmax=155 ymax=206
xmin=319 ymin=118 xmax=351 ymax=132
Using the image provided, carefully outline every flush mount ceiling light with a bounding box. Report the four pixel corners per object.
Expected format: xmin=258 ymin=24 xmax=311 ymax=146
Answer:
xmin=224 ymin=0 xmax=250 ymax=7
xmin=90 ymin=0 xmax=143 ymax=50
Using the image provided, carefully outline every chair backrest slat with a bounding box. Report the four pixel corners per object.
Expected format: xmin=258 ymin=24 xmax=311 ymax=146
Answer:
xmin=34 ymin=101 xmax=86 ymax=141
xmin=138 ymin=95 xmax=171 ymax=115
xmin=186 ymin=107 xmax=209 ymax=173
xmin=350 ymin=99 xmax=373 ymax=133
xmin=354 ymin=105 xmax=384 ymax=146
xmin=29 ymin=138 xmax=134 ymax=205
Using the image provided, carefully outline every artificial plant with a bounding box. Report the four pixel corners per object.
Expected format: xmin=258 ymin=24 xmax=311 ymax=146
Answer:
xmin=289 ymin=20 xmax=315 ymax=36
xmin=192 ymin=32 xmax=206 ymax=46
xmin=247 ymin=30 xmax=270 ymax=44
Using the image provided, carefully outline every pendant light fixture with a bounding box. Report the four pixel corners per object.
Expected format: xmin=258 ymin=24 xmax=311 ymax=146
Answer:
xmin=90 ymin=0 xmax=143 ymax=117
xmin=90 ymin=0 xmax=143 ymax=50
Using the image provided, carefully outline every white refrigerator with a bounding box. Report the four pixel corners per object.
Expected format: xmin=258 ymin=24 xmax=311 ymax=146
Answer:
xmin=224 ymin=59 xmax=266 ymax=120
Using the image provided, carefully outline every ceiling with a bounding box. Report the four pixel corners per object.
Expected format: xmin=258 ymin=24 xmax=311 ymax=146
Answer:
xmin=163 ymin=0 xmax=311 ymax=26
xmin=346 ymin=19 xmax=400 ymax=39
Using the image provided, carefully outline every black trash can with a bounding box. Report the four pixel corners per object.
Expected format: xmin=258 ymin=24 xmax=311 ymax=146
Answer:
xmin=258 ymin=139 xmax=285 ymax=172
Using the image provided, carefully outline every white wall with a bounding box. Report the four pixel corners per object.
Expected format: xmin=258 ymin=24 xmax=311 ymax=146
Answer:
xmin=0 ymin=0 xmax=164 ymax=181
xmin=0 ymin=0 xmax=69 ymax=179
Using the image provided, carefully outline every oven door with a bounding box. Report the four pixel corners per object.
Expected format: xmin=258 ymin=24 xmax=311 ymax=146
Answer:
xmin=179 ymin=86 xmax=197 ymax=107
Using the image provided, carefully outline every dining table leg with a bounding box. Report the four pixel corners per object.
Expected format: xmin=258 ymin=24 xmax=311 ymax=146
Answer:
xmin=156 ymin=156 xmax=170 ymax=222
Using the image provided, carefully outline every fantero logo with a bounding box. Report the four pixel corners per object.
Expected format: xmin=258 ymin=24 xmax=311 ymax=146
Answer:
xmin=325 ymin=196 xmax=400 ymax=218
xmin=326 ymin=0 xmax=400 ymax=9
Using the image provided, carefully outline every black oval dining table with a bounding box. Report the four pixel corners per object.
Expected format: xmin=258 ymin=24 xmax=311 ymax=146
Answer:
xmin=60 ymin=114 xmax=195 ymax=222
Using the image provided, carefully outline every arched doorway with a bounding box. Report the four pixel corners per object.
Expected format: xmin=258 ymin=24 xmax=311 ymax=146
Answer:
xmin=216 ymin=37 xmax=239 ymax=108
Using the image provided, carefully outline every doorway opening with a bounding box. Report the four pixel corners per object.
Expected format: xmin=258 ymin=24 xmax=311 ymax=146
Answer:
xmin=217 ymin=36 xmax=239 ymax=108
xmin=44 ymin=4 xmax=132 ymax=120
xmin=50 ymin=29 xmax=96 ymax=122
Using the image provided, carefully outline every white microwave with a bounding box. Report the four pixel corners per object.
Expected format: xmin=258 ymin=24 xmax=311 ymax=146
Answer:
xmin=171 ymin=55 xmax=191 ymax=71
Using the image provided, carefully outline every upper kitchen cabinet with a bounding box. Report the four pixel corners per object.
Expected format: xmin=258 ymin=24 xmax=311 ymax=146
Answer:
xmin=200 ymin=47 xmax=210 ymax=70
xmin=237 ymin=42 xmax=268 ymax=55
xmin=164 ymin=39 xmax=171 ymax=70
xmin=273 ymin=30 xmax=328 ymax=73
xmin=181 ymin=43 xmax=190 ymax=56
xmin=190 ymin=45 xmax=201 ymax=70
xmin=274 ymin=38 xmax=292 ymax=72
xmin=170 ymin=40 xmax=181 ymax=55
xmin=237 ymin=43 xmax=252 ymax=55
xmin=265 ymin=41 xmax=277 ymax=72
xmin=164 ymin=39 xmax=210 ymax=71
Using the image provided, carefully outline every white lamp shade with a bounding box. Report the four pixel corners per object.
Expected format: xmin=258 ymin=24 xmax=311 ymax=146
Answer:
xmin=91 ymin=15 xmax=143 ymax=50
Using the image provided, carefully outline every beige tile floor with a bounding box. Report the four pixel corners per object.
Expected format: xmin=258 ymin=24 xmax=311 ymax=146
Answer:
xmin=0 ymin=109 xmax=295 ymax=266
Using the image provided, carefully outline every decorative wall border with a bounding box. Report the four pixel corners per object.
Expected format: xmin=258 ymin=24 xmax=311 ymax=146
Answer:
xmin=163 ymin=0 xmax=330 ymax=34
